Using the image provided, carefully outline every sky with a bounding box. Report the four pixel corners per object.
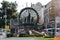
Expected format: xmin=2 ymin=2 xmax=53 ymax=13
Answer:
xmin=0 ymin=0 xmax=51 ymax=12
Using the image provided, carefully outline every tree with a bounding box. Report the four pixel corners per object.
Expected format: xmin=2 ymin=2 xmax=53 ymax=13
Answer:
xmin=0 ymin=1 xmax=17 ymax=28
xmin=1 ymin=1 xmax=17 ymax=19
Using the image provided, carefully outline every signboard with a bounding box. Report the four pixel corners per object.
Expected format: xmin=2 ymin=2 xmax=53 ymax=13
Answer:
xmin=5 ymin=25 xmax=10 ymax=30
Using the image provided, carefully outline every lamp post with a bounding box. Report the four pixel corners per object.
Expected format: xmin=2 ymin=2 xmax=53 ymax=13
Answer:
xmin=4 ymin=8 xmax=7 ymax=28
xmin=4 ymin=7 xmax=10 ymax=29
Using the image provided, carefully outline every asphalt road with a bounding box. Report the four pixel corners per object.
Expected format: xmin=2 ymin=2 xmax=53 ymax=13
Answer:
xmin=0 ymin=37 xmax=36 ymax=40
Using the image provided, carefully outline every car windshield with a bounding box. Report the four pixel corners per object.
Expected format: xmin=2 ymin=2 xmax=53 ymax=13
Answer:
xmin=7 ymin=30 xmax=10 ymax=32
xmin=48 ymin=29 xmax=54 ymax=32
xmin=0 ymin=30 xmax=2 ymax=32
xmin=48 ymin=30 xmax=52 ymax=32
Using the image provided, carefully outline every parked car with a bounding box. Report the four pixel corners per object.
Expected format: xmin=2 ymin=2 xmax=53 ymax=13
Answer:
xmin=0 ymin=29 xmax=6 ymax=38
xmin=18 ymin=27 xmax=27 ymax=37
xmin=41 ymin=28 xmax=55 ymax=37
xmin=55 ymin=28 xmax=60 ymax=37
xmin=6 ymin=30 xmax=11 ymax=37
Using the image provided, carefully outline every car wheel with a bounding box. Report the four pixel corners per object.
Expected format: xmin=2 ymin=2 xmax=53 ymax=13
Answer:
xmin=7 ymin=34 xmax=10 ymax=37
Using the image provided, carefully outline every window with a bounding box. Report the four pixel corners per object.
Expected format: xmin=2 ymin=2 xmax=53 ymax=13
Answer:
xmin=57 ymin=3 xmax=60 ymax=8
xmin=57 ymin=23 xmax=60 ymax=28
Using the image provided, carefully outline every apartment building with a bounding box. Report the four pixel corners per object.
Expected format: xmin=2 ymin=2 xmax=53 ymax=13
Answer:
xmin=44 ymin=0 xmax=60 ymax=28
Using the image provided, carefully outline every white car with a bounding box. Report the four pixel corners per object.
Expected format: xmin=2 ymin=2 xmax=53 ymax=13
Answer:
xmin=0 ymin=29 xmax=6 ymax=38
xmin=55 ymin=28 xmax=60 ymax=37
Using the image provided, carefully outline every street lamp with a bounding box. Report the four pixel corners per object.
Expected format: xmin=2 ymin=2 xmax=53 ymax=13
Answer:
xmin=4 ymin=7 xmax=11 ymax=28
xmin=4 ymin=8 xmax=7 ymax=28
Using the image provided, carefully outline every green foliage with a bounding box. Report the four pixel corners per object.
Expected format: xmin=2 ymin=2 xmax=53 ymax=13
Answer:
xmin=1 ymin=0 xmax=17 ymax=19
xmin=1 ymin=1 xmax=9 ymax=9
xmin=0 ymin=1 xmax=18 ymax=28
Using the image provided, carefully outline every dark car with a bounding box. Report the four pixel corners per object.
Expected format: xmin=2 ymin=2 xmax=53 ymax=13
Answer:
xmin=18 ymin=27 xmax=27 ymax=37
xmin=41 ymin=28 xmax=55 ymax=37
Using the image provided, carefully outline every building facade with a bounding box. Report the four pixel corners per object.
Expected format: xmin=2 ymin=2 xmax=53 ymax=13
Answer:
xmin=31 ymin=2 xmax=44 ymax=25
xmin=44 ymin=0 xmax=60 ymax=28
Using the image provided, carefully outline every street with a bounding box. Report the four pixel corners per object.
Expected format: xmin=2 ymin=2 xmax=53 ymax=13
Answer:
xmin=0 ymin=37 xmax=36 ymax=40
xmin=0 ymin=37 xmax=53 ymax=40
